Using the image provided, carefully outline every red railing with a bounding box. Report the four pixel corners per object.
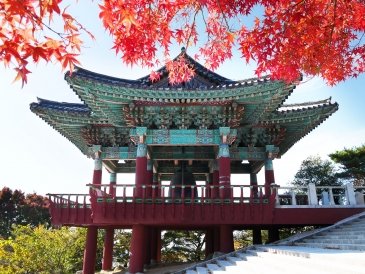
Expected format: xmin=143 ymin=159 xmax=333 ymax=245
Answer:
xmin=47 ymin=194 xmax=92 ymax=225
xmin=87 ymin=183 xmax=272 ymax=204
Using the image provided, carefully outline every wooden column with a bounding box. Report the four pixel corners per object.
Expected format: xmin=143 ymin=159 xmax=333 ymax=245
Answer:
xmin=144 ymin=228 xmax=152 ymax=267
xmin=218 ymin=144 xmax=231 ymax=199
xmin=210 ymin=160 xmax=219 ymax=199
xmin=109 ymin=172 xmax=116 ymax=197
xmin=102 ymin=228 xmax=114 ymax=271
xmin=84 ymin=148 xmax=101 ymax=274
xmin=92 ymin=148 xmax=102 ymax=186
xmin=135 ymin=143 xmax=147 ymax=198
xmin=146 ymin=160 xmax=153 ymax=198
xmin=219 ymin=225 xmax=234 ymax=253
xmin=102 ymin=173 xmax=116 ymax=271
xmin=213 ymin=226 xmax=220 ymax=252
xmin=268 ymin=227 xmax=280 ymax=243
xmin=205 ymin=229 xmax=214 ymax=258
xmin=150 ymin=228 xmax=160 ymax=265
xmin=264 ymin=145 xmax=276 ymax=197
xmin=129 ymin=224 xmax=147 ymax=273
xmin=252 ymin=228 xmax=262 ymax=245
xmin=152 ymin=172 xmax=159 ymax=198
xmin=83 ymin=226 xmax=98 ymax=274
xmin=250 ymin=173 xmax=259 ymax=198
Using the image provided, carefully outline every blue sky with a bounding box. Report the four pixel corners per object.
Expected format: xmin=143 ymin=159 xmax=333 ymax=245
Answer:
xmin=0 ymin=2 xmax=364 ymax=195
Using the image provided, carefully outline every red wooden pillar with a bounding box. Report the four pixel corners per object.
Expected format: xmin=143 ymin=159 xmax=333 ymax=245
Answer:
xmin=92 ymin=151 xmax=102 ymax=186
xmin=252 ymin=228 xmax=262 ymax=245
xmin=83 ymin=226 xmax=98 ymax=274
xmin=129 ymin=224 xmax=147 ymax=273
xmin=146 ymin=160 xmax=153 ymax=198
xmin=156 ymin=229 xmax=162 ymax=263
xmin=211 ymin=162 xmax=219 ymax=199
xmin=250 ymin=173 xmax=259 ymax=198
xmin=135 ymin=142 xmax=147 ymax=198
xmin=102 ymin=173 xmax=116 ymax=271
xmin=219 ymin=225 xmax=234 ymax=253
xmin=213 ymin=226 xmax=220 ymax=252
xmin=150 ymin=228 xmax=160 ymax=265
xmin=102 ymin=228 xmax=114 ymax=271
xmin=264 ymin=145 xmax=275 ymax=197
xmin=109 ymin=172 xmax=117 ymax=197
xmin=218 ymin=144 xmax=231 ymax=199
xmin=268 ymin=227 xmax=280 ymax=243
xmin=84 ymin=150 xmax=102 ymax=274
xmin=143 ymin=162 xmax=153 ymax=267
xmin=205 ymin=173 xmax=211 ymax=199
xmin=144 ymin=228 xmax=152 ymax=267
xmin=205 ymin=229 xmax=214 ymax=258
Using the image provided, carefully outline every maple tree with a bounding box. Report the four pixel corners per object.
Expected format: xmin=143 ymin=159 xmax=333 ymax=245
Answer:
xmin=2 ymin=0 xmax=365 ymax=85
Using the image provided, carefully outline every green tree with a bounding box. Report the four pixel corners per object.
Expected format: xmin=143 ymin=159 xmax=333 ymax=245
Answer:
xmin=234 ymin=230 xmax=253 ymax=249
xmin=113 ymin=229 xmax=132 ymax=268
xmin=292 ymin=156 xmax=340 ymax=187
xmin=161 ymin=230 xmax=205 ymax=263
xmin=291 ymin=156 xmax=343 ymax=204
xmin=0 ymin=225 xmax=104 ymax=274
xmin=0 ymin=187 xmax=50 ymax=238
xmin=330 ymin=144 xmax=365 ymax=186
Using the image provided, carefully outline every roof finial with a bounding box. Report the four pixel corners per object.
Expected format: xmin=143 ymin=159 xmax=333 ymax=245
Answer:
xmin=181 ymin=47 xmax=186 ymax=53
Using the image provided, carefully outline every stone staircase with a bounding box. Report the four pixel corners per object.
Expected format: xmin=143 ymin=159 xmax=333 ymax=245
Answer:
xmin=175 ymin=211 xmax=365 ymax=274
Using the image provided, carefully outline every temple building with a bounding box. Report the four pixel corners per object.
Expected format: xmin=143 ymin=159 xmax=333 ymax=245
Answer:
xmin=31 ymin=50 xmax=358 ymax=274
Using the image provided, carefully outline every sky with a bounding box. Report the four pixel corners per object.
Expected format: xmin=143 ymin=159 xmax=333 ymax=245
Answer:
xmin=0 ymin=2 xmax=364 ymax=196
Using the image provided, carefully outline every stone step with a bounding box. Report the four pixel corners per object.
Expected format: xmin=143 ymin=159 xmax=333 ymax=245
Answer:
xmin=195 ymin=266 xmax=208 ymax=274
xmin=185 ymin=270 xmax=198 ymax=274
xmin=331 ymin=227 xmax=365 ymax=232
xmin=255 ymin=247 xmax=365 ymax=272
xmin=251 ymin=251 xmax=364 ymax=274
xmin=206 ymin=263 xmax=224 ymax=272
xmin=295 ymin=242 xmax=365 ymax=251
xmin=313 ymin=234 xmax=365 ymax=240
xmin=319 ymin=231 xmax=364 ymax=236
xmin=303 ymin=238 xmax=365 ymax=244
xmin=234 ymin=251 xmax=251 ymax=260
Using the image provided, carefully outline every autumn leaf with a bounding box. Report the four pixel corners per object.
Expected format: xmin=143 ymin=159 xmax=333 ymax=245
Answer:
xmin=13 ymin=66 xmax=31 ymax=87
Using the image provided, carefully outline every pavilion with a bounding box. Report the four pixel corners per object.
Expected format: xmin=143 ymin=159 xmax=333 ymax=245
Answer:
xmin=30 ymin=50 xmax=353 ymax=274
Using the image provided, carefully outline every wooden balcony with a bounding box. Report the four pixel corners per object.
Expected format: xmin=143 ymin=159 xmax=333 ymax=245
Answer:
xmin=48 ymin=184 xmax=365 ymax=228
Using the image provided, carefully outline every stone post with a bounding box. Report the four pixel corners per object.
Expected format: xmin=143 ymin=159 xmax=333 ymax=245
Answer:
xmin=345 ymin=183 xmax=357 ymax=205
xmin=308 ymin=183 xmax=318 ymax=205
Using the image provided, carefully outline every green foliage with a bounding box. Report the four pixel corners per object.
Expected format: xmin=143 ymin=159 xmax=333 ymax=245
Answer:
xmin=161 ymin=230 xmax=205 ymax=263
xmin=291 ymin=156 xmax=345 ymax=204
xmin=0 ymin=187 xmax=50 ymax=238
xmin=113 ymin=229 xmax=132 ymax=267
xmin=233 ymin=230 xmax=253 ymax=249
xmin=330 ymin=144 xmax=365 ymax=186
xmin=292 ymin=156 xmax=341 ymax=188
xmin=279 ymin=226 xmax=316 ymax=239
xmin=0 ymin=225 xmax=103 ymax=274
